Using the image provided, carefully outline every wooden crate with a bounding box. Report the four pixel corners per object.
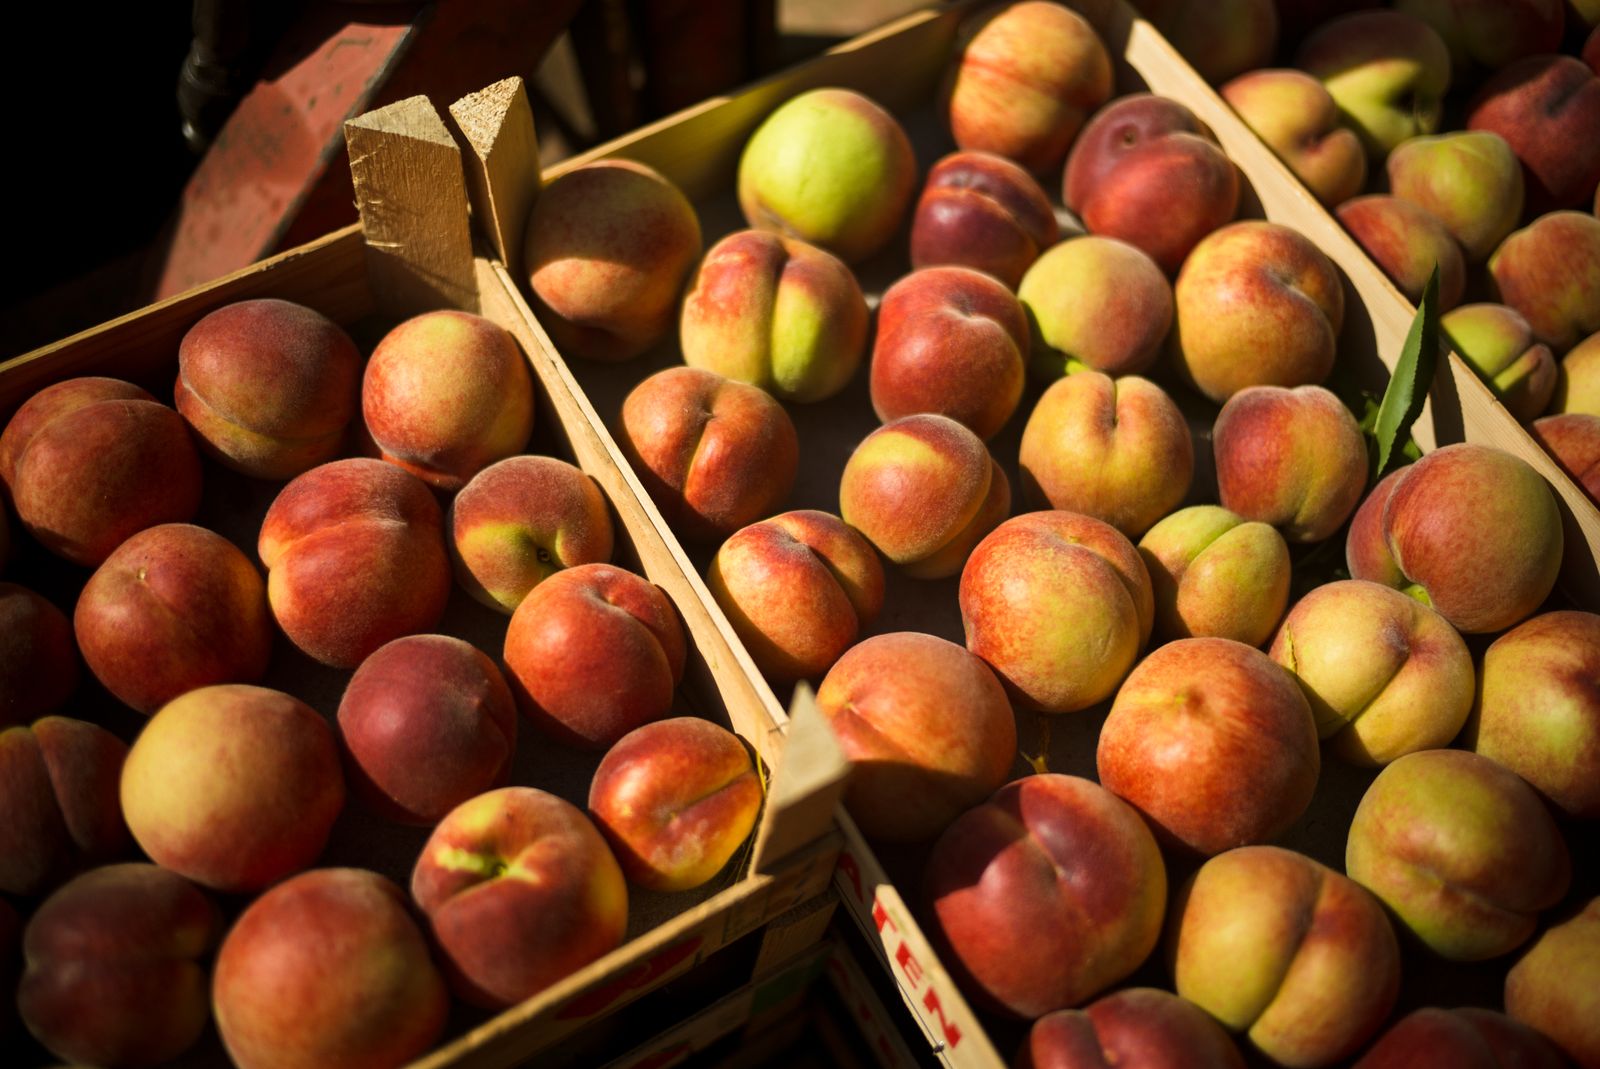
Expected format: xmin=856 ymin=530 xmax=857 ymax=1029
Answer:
xmin=0 ymin=95 xmax=850 ymax=1069
xmin=392 ymin=5 xmax=1598 ymax=1067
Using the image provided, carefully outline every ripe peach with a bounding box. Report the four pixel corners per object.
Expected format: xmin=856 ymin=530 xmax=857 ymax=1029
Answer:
xmin=1354 ymin=1007 xmax=1569 ymax=1069
xmin=75 ymin=523 xmax=272 ymax=715
xmin=1337 ymin=194 xmax=1467 ymax=310
xmin=412 ymin=786 xmax=628 ymax=1008
xmin=1443 ymin=303 xmax=1557 ymax=421
xmin=524 ymin=159 xmax=702 ymax=361
xmin=838 ymin=413 xmax=1009 ymax=579
xmin=1393 ymin=0 xmax=1564 ymax=73
xmin=0 ymin=377 xmax=202 ymax=566
xmin=1505 ymin=898 xmax=1600 ymax=1068
xmin=1019 ymin=372 xmax=1193 ymax=538
xmin=706 ymin=510 xmax=884 ymax=683
xmin=1553 ymin=331 xmax=1600 ymax=414
xmin=1295 ymin=11 xmax=1451 ymax=158
xmin=1468 ymin=55 xmax=1600 ymax=216
xmin=363 ymin=310 xmax=535 ymax=491
xmin=1221 ymin=69 xmax=1367 ymax=208
xmin=1531 ymin=413 xmax=1600 ymax=504
xmin=1488 ymin=210 xmax=1600 ymax=353
xmin=870 ymin=265 xmax=1027 ymax=439
xmin=504 ymin=562 xmax=686 ymax=750
xmin=1138 ymin=505 xmax=1291 ymax=647
xmin=961 ymin=511 xmax=1153 ymax=714
xmin=0 ymin=582 xmax=76 ymax=726
xmin=588 ymin=716 xmax=762 ymax=891
xmin=1386 ymin=130 xmax=1525 ymax=263
xmin=679 ymin=229 xmax=869 ymax=403
xmin=909 ymin=150 xmax=1059 ymax=289
xmin=1097 ymin=638 xmax=1319 ymax=856
xmin=121 ymin=684 xmax=345 ymax=893
xmin=619 ymin=366 xmax=799 ymax=543
xmin=0 ymin=716 xmax=129 ymax=897
xmin=1018 ymin=987 xmax=1246 ymax=1069
xmin=258 ymin=457 xmax=451 ymax=668
xmin=175 ymin=298 xmax=362 ymax=479
xmin=924 ymin=774 xmax=1166 ymax=1018
xmin=448 ymin=455 xmax=614 ymax=613
xmin=214 ymin=868 xmax=449 ymax=1069
xmin=18 ymin=863 xmax=220 ymax=1069
xmin=1017 ymin=236 xmax=1173 ymax=379
xmin=817 ymin=632 xmax=1016 ymax=843
xmin=338 ymin=634 xmax=517 ymax=825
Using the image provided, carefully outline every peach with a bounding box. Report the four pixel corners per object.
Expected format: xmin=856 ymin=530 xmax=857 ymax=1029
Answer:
xmin=909 ymin=150 xmax=1059 ymax=289
xmin=961 ymin=511 xmax=1153 ymax=714
xmin=1488 ymin=210 xmax=1600 ymax=353
xmin=214 ymin=868 xmax=449 ymax=1069
xmin=1097 ymin=638 xmax=1319 ymax=856
xmin=525 ymin=158 xmax=702 ymax=361
xmin=588 ymin=716 xmax=762 ymax=891
xmin=1465 ymin=610 xmax=1600 ymax=819
xmin=0 ymin=377 xmax=201 ymax=566
xmin=737 ymin=88 xmax=915 ymax=264
xmin=363 ymin=310 xmax=535 ymax=491
xmin=838 ymin=413 xmax=1010 ymax=579
xmin=1017 ymin=236 xmax=1173 ymax=379
xmin=1553 ymin=330 xmax=1600 ymax=414
xmin=1505 ymin=898 xmax=1600 ymax=1069
xmin=338 ymin=634 xmax=517 ymax=825
xmin=120 ymin=684 xmax=345 ymax=893
xmin=1173 ymin=221 xmax=1345 ymax=403
xmin=1136 ymin=0 xmax=1278 ymax=85
xmin=174 ymin=298 xmax=362 ymax=479
xmin=1170 ymin=846 xmax=1401 ymax=1067
xmin=1271 ymin=580 xmax=1474 ymax=766
xmin=1468 ymin=55 xmax=1600 ymax=216
xmin=0 ymin=582 xmax=76 ymax=726
xmin=817 ymin=632 xmax=1016 ymax=843
xmin=923 ymin=774 xmax=1167 ymax=1019
xmin=1346 ymin=749 xmax=1570 ymax=960
xmin=1393 ymin=0 xmax=1565 ymax=72
xmin=944 ymin=2 xmax=1113 ymax=174
xmin=1018 ymin=371 xmax=1193 ymax=538
xmin=1354 ymin=1007 xmax=1569 ymax=1069
xmin=679 ymin=229 xmax=869 ymax=403
xmin=448 ymin=455 xmax=614 ymax=613
xmin=619 ymin=366 xmax=799 ymax=543
xmin=1343 ymin=443 xmax=1562 ymax=634
xmin=1295 ymin=11 xmax=1451 ymax=158
xmin=74 ymin=523 xmax=272 ymax=715
xmin=18 ymin=863 xmax=220 ymax=1069
xmin=0 ymin=716 xmax=129 ymax=897
xmin=1387 ymin=131 xmax=1525 ymax=263
xmin=258 ymin=457 xmax=451 ymax=668
xmin=1018 ymin=987 xmax=1246 ymax=1069
xmin=1213 ymin=384 xmax=1368 ymax=543
xmin=870 ymin=265 xmax=1028 ymax=439
xmin=1063 ymin=94 xmax=1241 ymax=275
xmin=1442 ymin=303 xmax=1557 ymax=421
xmin=1531 ymin=413 xmax=1600 ymax=503
xmin=706 ymin=509 xmax=884 ymax=683
xmin=503 ymin=562 xmax=686 ymax=750
xmin=1337 ymin=195 xmax=1467 ymax=310
xmin=1221 ymin=69 xmax=1367 ymax=208
xmin=1137 ymin=505 xmax=1291 ymax=647
xmin=412 ymin=786 xmax=628 ymax=1008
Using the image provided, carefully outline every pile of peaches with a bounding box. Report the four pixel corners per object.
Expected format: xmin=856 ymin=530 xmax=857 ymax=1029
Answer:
xmin=518 ymin=1 xmax=1598 ymax=1066
xmin=1 ymin=300 xmax=765 ymax=1068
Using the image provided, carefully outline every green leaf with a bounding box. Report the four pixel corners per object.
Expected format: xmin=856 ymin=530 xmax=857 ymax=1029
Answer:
xmin=1371 ymin=265 xmax=1441 ymax=478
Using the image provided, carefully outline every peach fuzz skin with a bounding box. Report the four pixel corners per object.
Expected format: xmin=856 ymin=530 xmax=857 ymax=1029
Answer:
xmin=1017 ymin=236 xmax=1174 ymax=381
xmin=1337 ymin=195 xmax=1467 ymax=310
xmin=620 ymin=366 xmax=799 ymax=544
xmin=1220 ymin=69 xmax=1366 ymax=208
xmin=503 ymin=562 xmax=686 ymax=751
xmin=1488 ymin=210 xmax=1600 ymax=354
xmin=18 ymin=863 xmax=220 ymax=1069
xmin=0 ymin=582 xmax=78 ymax=727
xmin=1354 ymin=1007 xmax=1569 ymax=1069
xmin=1017 ymin=988 xmax=1246 ymax=1069
xmin=0 ymin=716 xmax=130 ymax=898
xmin=1467 ymin=55 xmax=1600 ymax=216
xmin=588 ymin=717 xmax=762 ymax=891
xmin=175 ymin=298 xmax=362 ymax=479
xmin=706 ymin=509 xmax=884 ymax=683
xmin=337 ymin=634 xmax=518 ymax=826
xmin=1553 ymin=331 xmax=1600 ymax=414
xmin=1097 ymin=638 xmax=1319 ymax=857
xmin=909 ymin=150 xmax=1059 ymax=290
xmin=412 ymin=786 xmax=628 ymax=1008
xmin=817 ymin=632 xmax=1016 ymax=843
xmin=213 ymin=868 xmax=449 ymax=1069
xmin=524 ymin=158 xmax=702 ymax=362
xmin=363 ymin=310 xmax=535 ymax=492
xmin=838 ymin=413 xmax=1009 ymax=579
xmin=1530 ymin=413 xmax=1600 ymax=504
xmin=120 ymin=684 xmax=345 ymax=894
xmin=1442 ymin=303 xmax=1556 ymax=421
xmin=258 ymin=457 xmax=452 ymax=669
xmin=1386 ymin=130 xmax=1524 ymax=263
xmin=1505 ymin=898 xmax=1600 ymax=1069
xmin=923 ymin=774 xmax=1166 ymax=1019
xmin=0 ymin=376 xmax=202 ymax=567
xmin=1137 ymin=505 xmax=1291 ymax=647
xmin=960 ymin=510 xmax=1153 ymax=714
xmin=75 ymin=523 xmax=273 ymax=715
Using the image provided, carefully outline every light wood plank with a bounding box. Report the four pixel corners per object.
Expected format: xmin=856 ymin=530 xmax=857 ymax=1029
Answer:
xmin=751 ymin=685 xmax=849 ymax=875
xmin=449 ymin=77 xmax=541 ymax=276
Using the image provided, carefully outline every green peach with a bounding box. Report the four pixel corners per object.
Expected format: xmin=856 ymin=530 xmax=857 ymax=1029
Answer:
xmin=1138 ymin=505 xmax=1290 ymax=647
xmin=1442 ymin=303 xmax=1557 ymax=420
xmin=1387 ymin=131 xmax=1524 ymax=263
